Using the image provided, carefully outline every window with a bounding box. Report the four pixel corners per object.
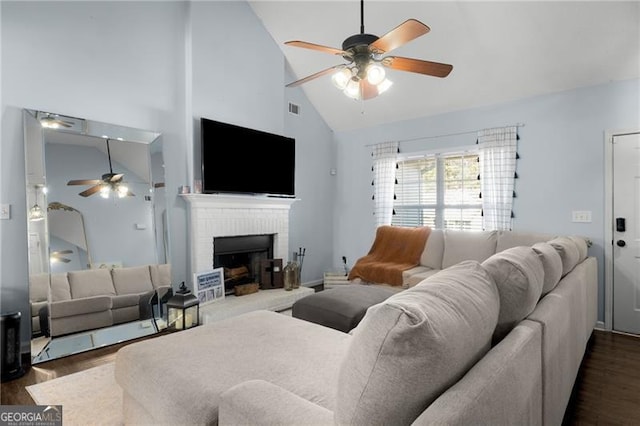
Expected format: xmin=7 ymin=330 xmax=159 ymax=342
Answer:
xmin=392 ymin=151 xmax=482 ymax=231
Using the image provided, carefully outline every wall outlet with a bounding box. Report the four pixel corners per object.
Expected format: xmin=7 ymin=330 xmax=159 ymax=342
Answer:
xmin=572 ymin=210 xmax=592 ymax=223
xmin=0 ymin=204 xmax=10 ymax=220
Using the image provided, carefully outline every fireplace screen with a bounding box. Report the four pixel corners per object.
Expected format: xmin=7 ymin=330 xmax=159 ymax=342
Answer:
xmin=213 ymin=234 xmax=274 ymax=295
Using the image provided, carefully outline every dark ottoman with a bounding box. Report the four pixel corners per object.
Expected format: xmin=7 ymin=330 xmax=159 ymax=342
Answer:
xmin=292 ymin=284 xmax=398 ymax=332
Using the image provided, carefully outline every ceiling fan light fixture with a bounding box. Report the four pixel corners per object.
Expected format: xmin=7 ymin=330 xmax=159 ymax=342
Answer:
xmin=366 ymin=63 xmax=386 ymax=85
xmin=331 ymin=68 xmax=352 ymax=90
xmin=117 ymin=184 xmax=129 ymax=198
xmin=100 ymin=185 xmax=111 ymax=199
xmin=344 ymin=79 xmax=362 ymax=100
xmin=29 ymin=204 xmax=45 ymax=222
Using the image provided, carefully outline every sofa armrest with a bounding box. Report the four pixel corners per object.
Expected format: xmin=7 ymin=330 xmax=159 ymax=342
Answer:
xmin=49 ymin=296 xmax=112 ymax=318
xmin=219 ymin=379 xmax=334 ymax=426
xmin=31 ymin=300 xmax=47 ymax=317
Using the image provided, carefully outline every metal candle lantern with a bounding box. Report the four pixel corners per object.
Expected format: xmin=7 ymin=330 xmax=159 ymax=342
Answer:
xmin=166 ymin=282 xmax=200 ymax=331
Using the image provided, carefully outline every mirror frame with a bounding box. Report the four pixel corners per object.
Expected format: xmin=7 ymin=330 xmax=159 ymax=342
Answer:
xmin=23 ymin=109 xmax=167 ymax=363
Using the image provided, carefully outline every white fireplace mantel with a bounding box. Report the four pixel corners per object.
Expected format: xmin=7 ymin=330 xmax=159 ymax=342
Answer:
xmin=181 ymin=193 xmax=298 ymax=280
xmin=181 ymin=193 xmax=298 ymax=210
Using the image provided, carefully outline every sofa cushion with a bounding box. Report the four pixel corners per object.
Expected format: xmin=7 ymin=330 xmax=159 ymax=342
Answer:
xmin=112 ymin=265 xmax=154 ymax=295
xmin=532 ymin=242 xmax=563 ymax=296
xmin=481 ymin=246 xmax=544 ymax=343
xmin=420 ymin=229 xmax=444 ymax=270
xmin=68 ymin=269 xmax=116 ymax=299
xmin=442 ymin=230 xmax=498 ymax=269
xmin=336 ymin=261 xmax=500 ymax=426
xmin=49 ymin=296 xmax=112 ymax=318
xmin=29 ymin=273 xmax=49 ymax=303
xmin=568 ymin=236 xmax=589 ymax=263
xmin=150 ymin=264 xmax=172 ymax=289
xmin=403 ymin=267 xmax=441 ymax=288
xmin=50 ymin=273 xmax=72 ymax=301
xmin=496 ymin=230 xmax=555 ymax=253
xmin=549 ymin=237 xmax=581 ymax=277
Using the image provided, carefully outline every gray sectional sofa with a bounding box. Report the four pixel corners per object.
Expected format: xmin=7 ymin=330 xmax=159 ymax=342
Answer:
xmin=114 ymin=230 xmax=596 ymax=425
xmin=29 ymin=264 xmax=171 ymax=337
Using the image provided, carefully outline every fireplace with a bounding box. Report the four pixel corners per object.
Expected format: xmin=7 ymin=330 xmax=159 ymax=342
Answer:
xmin=181 ymin=194 xmax=297 ymax=292
xmin=214 ymin=234 xmax=274 ymax=295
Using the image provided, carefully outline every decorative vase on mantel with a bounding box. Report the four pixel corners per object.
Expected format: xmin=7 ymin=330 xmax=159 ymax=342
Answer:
xmin=283 ymin=256 xmax=299 ymax=291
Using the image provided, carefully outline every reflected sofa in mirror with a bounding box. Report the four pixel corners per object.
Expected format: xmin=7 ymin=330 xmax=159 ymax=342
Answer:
xmin=23 ymin=109 xmax=171 ymax=364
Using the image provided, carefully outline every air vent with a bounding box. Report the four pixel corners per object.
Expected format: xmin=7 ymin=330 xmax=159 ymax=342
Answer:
xmin=288 ymin=102 xmax=300 ymax=115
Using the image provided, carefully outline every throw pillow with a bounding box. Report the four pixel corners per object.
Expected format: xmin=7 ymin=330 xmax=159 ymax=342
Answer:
xmin=548 ymin=237 xmax=581 ymax=277
xmin=481 ymin=246 xmax=544 ymax=343
xmin=532 ymin=242 xmax=563 ymax=296
xmin=335 ymin=260 xmax=499 ymax=426
xmin=568 ymin=235 xmax=589 ymax=263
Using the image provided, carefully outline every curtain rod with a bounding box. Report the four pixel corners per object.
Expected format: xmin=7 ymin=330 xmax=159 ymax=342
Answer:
xmin=366 ymin=123 xmax=525 ymax=147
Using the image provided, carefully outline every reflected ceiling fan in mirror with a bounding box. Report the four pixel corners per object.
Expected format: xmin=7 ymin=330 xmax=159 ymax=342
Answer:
xmin=285 ymin=0 xmax=453 ymax=100
xmin=67 ymin=138 xmax=134 ymax=198
xmin=50 ymin=250 xmax=73 ymax=264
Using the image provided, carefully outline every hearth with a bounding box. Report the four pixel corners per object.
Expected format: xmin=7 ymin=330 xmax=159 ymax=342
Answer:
xmin=214 ymin=234 xmax=274 ymax=295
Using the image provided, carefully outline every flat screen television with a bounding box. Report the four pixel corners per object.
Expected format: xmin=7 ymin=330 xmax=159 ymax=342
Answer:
xmin=201 ymin=117 xmax=295 ymax=197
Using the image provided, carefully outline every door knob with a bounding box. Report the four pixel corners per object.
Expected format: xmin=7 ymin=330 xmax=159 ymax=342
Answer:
xmin=617 ymin=240 xmax=626 ymax=247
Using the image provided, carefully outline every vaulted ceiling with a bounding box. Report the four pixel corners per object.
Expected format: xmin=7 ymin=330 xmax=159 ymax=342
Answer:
xmin=249 ymin=1 xmax=640 ymax=132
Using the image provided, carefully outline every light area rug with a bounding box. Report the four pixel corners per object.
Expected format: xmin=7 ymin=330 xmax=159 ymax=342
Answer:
xmin=26 ymin=362 xmax=123 ymax=426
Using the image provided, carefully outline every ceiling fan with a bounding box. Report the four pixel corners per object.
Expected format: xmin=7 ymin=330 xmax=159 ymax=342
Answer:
xmin=284 ymin=0 xmax=453 ymax=100
xmin=67 ymin=138 xmax=134 ymax=198
xmin=50 ymin=250 xmax=73 ymax=264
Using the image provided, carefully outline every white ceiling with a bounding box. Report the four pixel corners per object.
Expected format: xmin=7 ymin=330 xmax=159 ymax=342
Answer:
xmin=249 ymin=1 xmax=640 ymax=132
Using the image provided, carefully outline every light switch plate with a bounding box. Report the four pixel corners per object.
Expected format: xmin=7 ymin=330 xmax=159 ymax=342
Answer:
xmin=0 ymin=204 xmax=10 ymax=220
xmin=572 ymin=210 xmax=592 ymax=223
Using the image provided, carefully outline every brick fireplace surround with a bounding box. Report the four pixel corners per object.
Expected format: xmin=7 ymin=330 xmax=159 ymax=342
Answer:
xmin=181 ymin=194 xmax=297 ymax=280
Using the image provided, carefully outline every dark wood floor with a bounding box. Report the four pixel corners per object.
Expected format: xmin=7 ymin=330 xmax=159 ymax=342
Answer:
xmin=565 ymin=330 xmax=640 ymax=425
xmin=2 ymin=329 xmax=640 ymax=423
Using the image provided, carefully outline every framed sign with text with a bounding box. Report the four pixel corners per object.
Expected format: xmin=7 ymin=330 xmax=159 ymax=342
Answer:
xmin=194 ymin=267 xmax=225 ymax=305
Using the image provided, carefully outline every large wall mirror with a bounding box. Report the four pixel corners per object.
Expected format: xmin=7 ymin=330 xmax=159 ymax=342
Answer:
xmin=23 ymin=109 xmax=168 ymax=364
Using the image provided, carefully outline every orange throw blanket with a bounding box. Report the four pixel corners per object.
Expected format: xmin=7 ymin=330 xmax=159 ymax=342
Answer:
xmin=348 ymin=225 xmax=431 ymax=287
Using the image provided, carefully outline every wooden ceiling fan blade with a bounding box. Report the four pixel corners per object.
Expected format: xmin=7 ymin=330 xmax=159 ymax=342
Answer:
xmin=109 ymin=174 xmax=124 ymax=182
xmin=68 ymin=179 xmax=101 ymax=186
xmin=79 ymin=185 xmax=102 ymax=197
xmin=382 ymin=56 xmax=453 ymax=78
xmin=360 ymin=80 xmax=381 ymax=100
xmin=53 ymin=250 xmax=73 ymax=255
xmin=370 ymin=19 xmax=430 ymax=54
xmin=285 ymin=41 xmax=347 ymax=56
xmin=286 ymin=65 xmax=343 ymax=88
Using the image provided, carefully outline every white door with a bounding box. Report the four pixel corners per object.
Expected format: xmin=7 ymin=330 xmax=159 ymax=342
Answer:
xmin=613 ymin=132 xmax=640 ymax=334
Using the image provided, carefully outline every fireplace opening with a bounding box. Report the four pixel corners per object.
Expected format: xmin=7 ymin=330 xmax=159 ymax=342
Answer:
xmin=214 ymin=234 xmax=274 ymax=295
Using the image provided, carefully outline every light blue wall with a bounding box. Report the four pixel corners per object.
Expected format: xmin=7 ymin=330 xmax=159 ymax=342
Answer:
xmin=1 ymin=1 xmax=335 ymax=355
xmin=334 ymin=78 xmax=640 ymax=322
